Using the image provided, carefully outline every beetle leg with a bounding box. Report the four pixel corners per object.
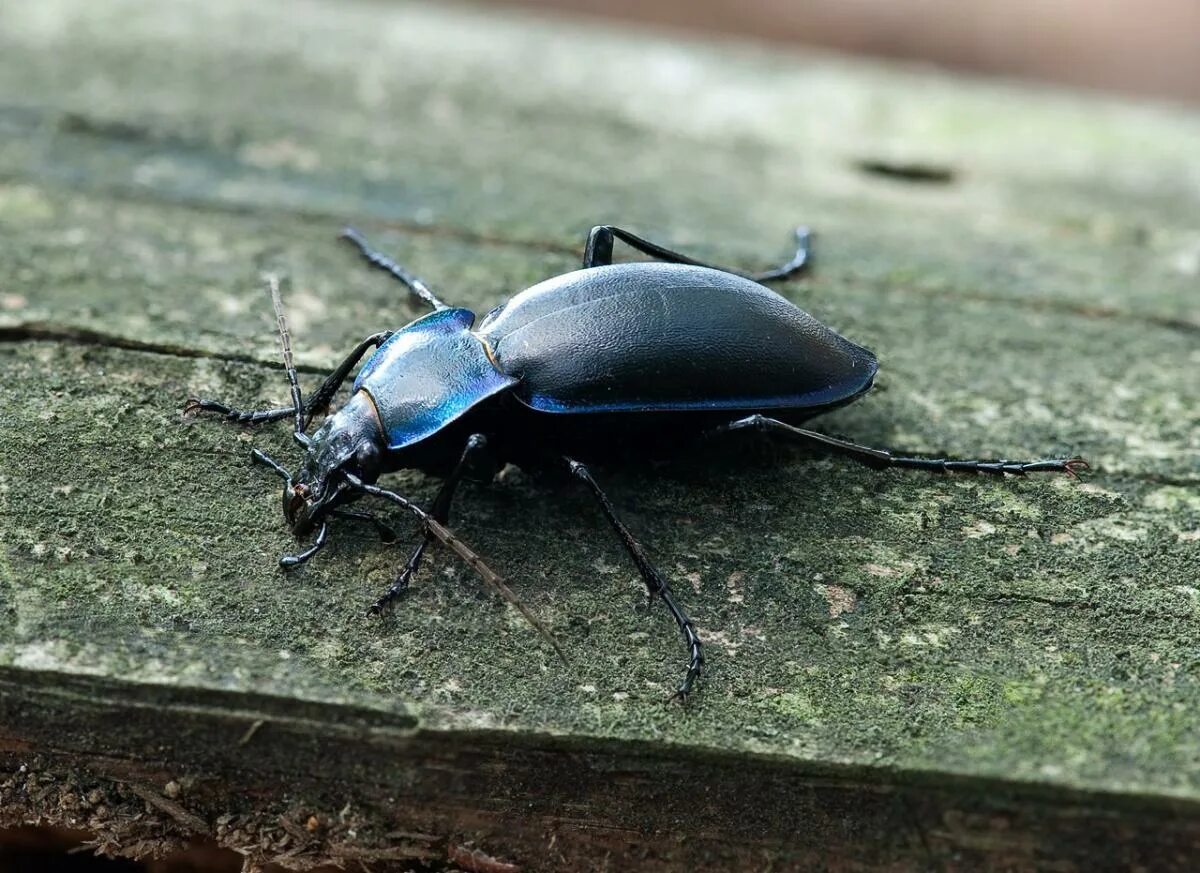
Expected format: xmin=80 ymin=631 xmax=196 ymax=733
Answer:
xmin=184 ymin=331 xmax=392 ymax=429
xmin=341 ymin=227 xmax=449 ymax=312
xmin=371 ymin=434 xmax=490 ymax=614
xmin=298 ymin=330 xmax=392 ymax=429
xmin=717 ymin=415 xmax=1090 ymax=478
xmin=582 ymin=224 xmax=811 ymax=283
xmin=564 ymin=456 xmax=703 ymax=702
xmin=182 ymin=399 xmax=296 ymax=425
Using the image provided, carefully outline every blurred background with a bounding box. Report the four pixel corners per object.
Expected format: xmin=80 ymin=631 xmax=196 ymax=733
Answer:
xmin=488 ymin=0 xmax=1200 ymax=105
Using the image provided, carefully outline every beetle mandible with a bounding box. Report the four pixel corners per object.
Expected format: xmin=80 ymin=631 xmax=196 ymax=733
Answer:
xmin=185 ymin=224 xmax=1087 ymax=699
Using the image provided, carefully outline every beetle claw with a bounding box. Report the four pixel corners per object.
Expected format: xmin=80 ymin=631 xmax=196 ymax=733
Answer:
xmin=1064 ymin=457 xmax=1091 ymax=481
xmin=367 ymin=589 xmax=409 ymax=617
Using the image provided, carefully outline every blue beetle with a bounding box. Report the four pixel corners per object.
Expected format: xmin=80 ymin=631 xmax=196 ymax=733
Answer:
xmin=186 ymin=225 xmax=1086 ymax=698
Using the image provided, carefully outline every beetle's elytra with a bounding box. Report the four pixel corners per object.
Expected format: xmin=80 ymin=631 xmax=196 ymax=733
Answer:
xmin=185 ymin=224 xmax=1086 ymax=699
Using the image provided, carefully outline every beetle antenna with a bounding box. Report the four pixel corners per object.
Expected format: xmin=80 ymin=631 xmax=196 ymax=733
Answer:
xmin=344 ymin=474 xmax=567 ymax=663
xmin=340 ymin=227 xmax=449 ymax=312
xmin=265 ymin=273 xmax=309 ymax=445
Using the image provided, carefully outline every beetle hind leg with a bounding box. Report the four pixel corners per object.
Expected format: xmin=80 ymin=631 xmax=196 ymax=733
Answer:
xmin=565 ymin=456 xmax=704 ymax=702
xmin=718 ymin=415 xmax=1089 ymax=478
xmin=582 ymin=224 xmax=811 ymax=283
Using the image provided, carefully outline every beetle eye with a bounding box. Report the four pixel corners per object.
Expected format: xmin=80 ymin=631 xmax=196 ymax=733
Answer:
xmin=289 ymin=492 xmax=305 ymax=514
xmin=353 ymin=442 xmax=381 ymax=482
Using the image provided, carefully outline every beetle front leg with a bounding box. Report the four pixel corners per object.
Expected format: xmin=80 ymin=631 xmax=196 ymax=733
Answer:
xmin=370 ymin=433 xmax=491 ymax=614
xmin=565 ymin=456 xmax=703 ymax=702
xmin=582 ymin=224 xmax=810 ymax=283
xmin=716 ymin=415 xmax=1090 ymax=478
xmin=183 ymin=331 xmax=391 ymax=428
xmin=181 ymin=400 xmax=296 ymax=425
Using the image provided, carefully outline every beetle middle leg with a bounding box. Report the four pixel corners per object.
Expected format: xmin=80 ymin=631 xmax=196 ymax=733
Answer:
xmin=565 ymin=456 xmax=703 ymax=701
xmin=716 ymin=415 xmax=1089 ymax=477
xmin=582 ymin=224 xmax=811 ymax=283
xmin=370 ymin=433 xmax=491 ymax=615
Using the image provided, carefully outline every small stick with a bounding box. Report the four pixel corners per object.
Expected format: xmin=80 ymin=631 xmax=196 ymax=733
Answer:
xmin=345 ymin=474 xmax=566 ymax=663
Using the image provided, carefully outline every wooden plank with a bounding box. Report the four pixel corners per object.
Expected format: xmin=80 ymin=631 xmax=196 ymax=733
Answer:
xmin=1 ymin=0 xmax=1198 ymax=869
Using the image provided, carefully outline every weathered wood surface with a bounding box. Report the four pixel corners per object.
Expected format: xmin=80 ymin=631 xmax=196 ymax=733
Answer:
xmin=0 ymin=1 xmax=1198 ymax=869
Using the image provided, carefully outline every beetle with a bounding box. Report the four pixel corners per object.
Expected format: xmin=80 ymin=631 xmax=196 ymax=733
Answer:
xmin=185 ymin=224 xmax=1087 ymax=699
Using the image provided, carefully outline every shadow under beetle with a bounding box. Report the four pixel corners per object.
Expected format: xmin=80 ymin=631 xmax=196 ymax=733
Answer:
xmin=185 ymin=224 xmax=1087 ymax=700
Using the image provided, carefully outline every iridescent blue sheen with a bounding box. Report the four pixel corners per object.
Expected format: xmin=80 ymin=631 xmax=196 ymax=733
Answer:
xmin=523 ymin=385 xmax=861 ymax=415
xmin=354 ymin=308 xmax=516 ymax=451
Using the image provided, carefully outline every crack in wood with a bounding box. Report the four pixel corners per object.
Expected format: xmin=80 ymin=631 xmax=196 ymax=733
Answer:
xmin=0 ymin=322 xmax=327 ymax=373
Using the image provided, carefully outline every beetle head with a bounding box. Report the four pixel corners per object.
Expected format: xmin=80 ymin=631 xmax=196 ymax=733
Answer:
xmin=284 ymin=392 xmax=385 ymax=536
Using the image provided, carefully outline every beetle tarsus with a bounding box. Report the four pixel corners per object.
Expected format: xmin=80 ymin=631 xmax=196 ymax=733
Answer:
xmin=367 ymin=433 xmax=490 ymax=613
xmin=184 ymin=397 xmax=297 ymax=426
xmin=749 ymin=225 xmax=811 ymax=283
xmin=369 ymin=553 xmax=421 ymax=615
xmin=887 ymin=455 xmax=1091 ymax=477
xmin=371 ymin=526 xmax=443 ymax=616
xmin=1064 ymin=458 xmax=1090 ymax=480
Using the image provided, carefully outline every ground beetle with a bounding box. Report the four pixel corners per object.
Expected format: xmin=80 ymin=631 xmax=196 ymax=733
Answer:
xmin=185 ymin=225 xmax=1087 ymax=699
